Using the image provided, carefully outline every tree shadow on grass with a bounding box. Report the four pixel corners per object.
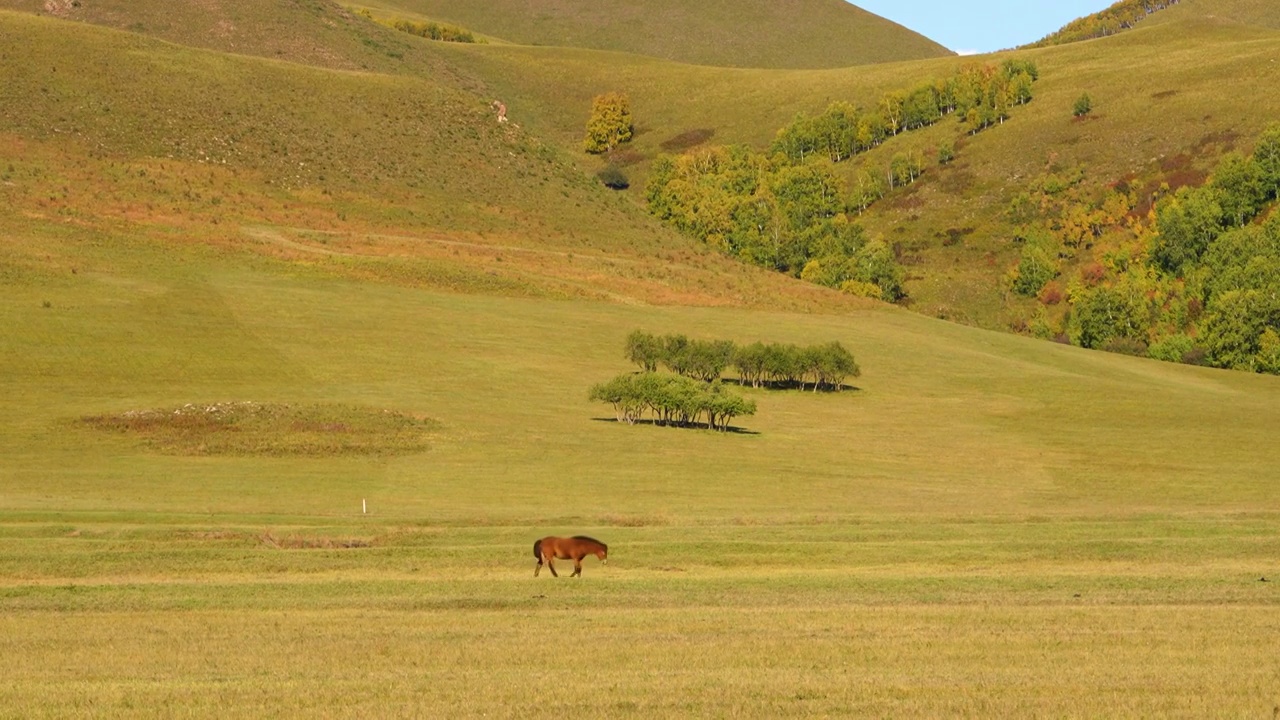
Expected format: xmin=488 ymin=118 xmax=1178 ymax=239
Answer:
xmin=590 ymin=417 xmax=760 ymax=435
xmin=728 ymin=380 xmax=863 ymax=393
xmin=660 ymin=128 xmax=716 ymax=153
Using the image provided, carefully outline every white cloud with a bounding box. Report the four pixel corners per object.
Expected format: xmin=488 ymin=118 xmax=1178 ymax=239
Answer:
xmin=955 ymin=48 xmax=981 ymax=56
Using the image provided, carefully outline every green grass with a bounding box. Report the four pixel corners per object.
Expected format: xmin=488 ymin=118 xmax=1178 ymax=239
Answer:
xmin=363 ymin=0 xmax=952 ymax=69
xmin=1149 ymin=0 xmax=1280 ymax=30
xmin=3 ymin=219 xmax=1280 ymax=714
xmin=0 ymin=0 xmax=441 ymax=74
xmin=5 ymin=4 xmax=1280 ymax=715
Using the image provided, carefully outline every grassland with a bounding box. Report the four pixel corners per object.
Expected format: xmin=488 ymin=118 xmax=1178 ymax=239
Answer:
xmin=360 ymin=0 xmax=952 ymax=69
xmin=3 ymin=213 xmax=1280 ymax=715
xmin=3 ymin=2 xmax=1280 ymax=716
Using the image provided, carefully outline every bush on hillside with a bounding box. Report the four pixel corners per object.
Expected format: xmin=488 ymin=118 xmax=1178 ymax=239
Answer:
xmin=596 ymin=165 xmax=630 ymax=190
xmin=584 ymin=92 xmax=634 ymax=154
xmin=1073 ymin=93 xmax=1093 ymax=117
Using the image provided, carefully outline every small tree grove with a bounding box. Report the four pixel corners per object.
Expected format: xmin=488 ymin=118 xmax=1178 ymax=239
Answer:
xmin=589 ymin=373 xmax=756 ymax=431
xmin=624 ymin=331 xmax=861 ymax=391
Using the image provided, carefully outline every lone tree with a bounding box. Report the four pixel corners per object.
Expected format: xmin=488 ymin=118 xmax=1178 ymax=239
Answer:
xmin=584 ymin=92 xmax=634 ymax=154
xmin=1073 ymin=93 xmax=1093 ymax=118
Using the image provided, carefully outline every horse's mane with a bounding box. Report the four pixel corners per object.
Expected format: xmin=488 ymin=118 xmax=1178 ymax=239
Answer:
xmin=572 ymin=535 xmax=607 ymax=550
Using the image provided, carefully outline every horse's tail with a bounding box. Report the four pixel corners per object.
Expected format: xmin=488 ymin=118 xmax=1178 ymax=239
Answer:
xmin=532 ymin=538 xmax=542 ymax=560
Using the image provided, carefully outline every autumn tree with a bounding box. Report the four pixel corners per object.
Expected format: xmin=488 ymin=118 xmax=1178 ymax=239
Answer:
xmin=583 ymin=92 xmax=634 ymax=154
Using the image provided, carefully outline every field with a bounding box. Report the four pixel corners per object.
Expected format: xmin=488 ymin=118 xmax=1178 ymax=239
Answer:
xmin=4 ymin=1 xmax=1280 ymax=716
xmin=4 ymin=219 xmax=1280 ymax=716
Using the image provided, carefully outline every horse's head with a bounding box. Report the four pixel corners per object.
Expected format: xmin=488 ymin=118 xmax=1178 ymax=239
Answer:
xmin=597 ymin=544 xmax=608 ymax=565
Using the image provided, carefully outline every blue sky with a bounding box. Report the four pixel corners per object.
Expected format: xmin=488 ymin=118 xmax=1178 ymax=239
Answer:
xmin=851 ymin=1 xmax=1120 ymax=54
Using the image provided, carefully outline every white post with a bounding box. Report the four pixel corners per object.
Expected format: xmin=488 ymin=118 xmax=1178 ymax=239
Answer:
xmin=362 ymin=498 xmax=367 ymax=515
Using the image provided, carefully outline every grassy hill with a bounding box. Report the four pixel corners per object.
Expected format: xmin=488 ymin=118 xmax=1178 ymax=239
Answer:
xmin=360 ymin=0 xmax=954 ymax=68
xmin=0 ymin=0 xmax=447 ymax=73
xmin=1148 ymin=0 xmax=1280 ymax=30
xmin=425 ymin=16 xmax=1280 ymax=326
xmin=0 ymin=9 xmax=872 ymax=310
xmin=1031 ymin=0 xmax=1280 ymax=47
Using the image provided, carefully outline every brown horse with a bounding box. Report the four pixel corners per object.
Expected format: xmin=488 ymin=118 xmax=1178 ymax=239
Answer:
xmin=533 ymin=536 xmax=608 ymax=577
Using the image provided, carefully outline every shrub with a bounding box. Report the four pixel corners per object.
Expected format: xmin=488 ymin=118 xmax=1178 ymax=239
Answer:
xmin=584 ymin=92 xmax=634 ymax=154
xmin=1038 ymin=282 xmax=1064 ymax=306
xmin=596 ymin=165 xmax=630 ymax=190
xmin=1073 ymin=93 xmax=1093 ymax=117
xmin=1148 ymin=334 xmax=1196 ymax=364
xmin=1102 ymin=336 xmax=1148 ymax=357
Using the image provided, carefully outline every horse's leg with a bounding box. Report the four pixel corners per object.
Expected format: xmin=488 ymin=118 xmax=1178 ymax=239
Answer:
xmin=572 ymin=556 xmax=583 ymax=577
xmin=547 ymin=555 xmax=559 ymax=577
xmin=535 ymin=557 xmax=542 ymax=576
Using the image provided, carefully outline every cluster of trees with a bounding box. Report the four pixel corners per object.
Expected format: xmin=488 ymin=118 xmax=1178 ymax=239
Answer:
xmin=625 ymin=331 xmax=861 ymax=391
xmin=584 ymin=92 xmax=634 ymax=154
xmin=645 ymin=62 xmax=1040 ymax=300
xmin=1030 ymin=0 xmax=1180 ymax=47
xmin=589 ymin=373 xmax=756 ymax=431
xmin=381 ymin=17 xmax=478 ymax=43
xmin=646 ymin=146 xmax=905 ymax=300
xmin=1011 ymin=124 xmax=1280 ymax=374
xmin=771 ymin=60 xmax=1039 ymax=166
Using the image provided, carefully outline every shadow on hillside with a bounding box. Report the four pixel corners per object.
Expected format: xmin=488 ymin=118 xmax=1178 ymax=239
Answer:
xmin=660 ymin=128 xmax=715 ymax=153
xmin=727 ymin=380 xmax=863 ymax=393
xmin=590 ymin=418 xmax=760 ymax=435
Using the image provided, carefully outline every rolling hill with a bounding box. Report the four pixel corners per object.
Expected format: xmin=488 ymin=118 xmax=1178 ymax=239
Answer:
xmin=1147 ymin=0 xmax=1280 ymax=30
xmin=361 ymin=0 xmax=954 ymax=68
xmin=424 ymin=15 xmax=1280 ymax=317
xmin=0 ymin=8 xmax=874 ymax=310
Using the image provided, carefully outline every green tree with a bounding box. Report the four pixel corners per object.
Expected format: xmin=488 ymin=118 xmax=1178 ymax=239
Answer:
xmin=686 ymin=340 xmax=737 ymax=382
xmin=810 ymin=341 xmax=860 ymax=391
xmin=1012 ymin=241 xmax=1058 ymax=297
xmin=1201 ymin=289 xmax=1280 ymax=371
xmin=1067 ymin=283 xmax=1148 ymax=349
xmin=624 ymin=330 xmax=664 ymax=372
xmin=732 ymin=342 xmax=769 ymax=388
xmin=1151 ymin=186 xmax=1225 ymax=276
xmin=583 ymin=92 xmax=634 ymax=154
xmin=1254 ymin=123 xmax=1280 ymax=200
xmin=938 ymin=142 xmax=956 ymax=166
xmin=1073 ymin=93 xmax=1093 ymax=117
xmin=1211 ymin=152 xmax=1266 ymax=227
xmin=850 ymin=240 xmax=905 ymax=301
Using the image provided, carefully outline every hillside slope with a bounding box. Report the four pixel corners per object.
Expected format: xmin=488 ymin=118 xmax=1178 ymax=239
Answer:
xmin=1031 ymin=0 xmax=1280 ymax=47
xmin=364 ymin=0 xmax=953 ymax=68
xmin=0 ymin=0 xmax=451 ymax=75
xmin=424 ymin=17 xmax=1280 ymax=326
xmin=0 ymin=9 xmax=874 ymax=311
xmin=1146 ymin=0 xmax=1280 ymax=29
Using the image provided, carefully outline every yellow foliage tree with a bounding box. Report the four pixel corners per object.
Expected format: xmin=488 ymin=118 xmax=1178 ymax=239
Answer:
xmin=583 ymin=92 xmax=634 ymax=154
